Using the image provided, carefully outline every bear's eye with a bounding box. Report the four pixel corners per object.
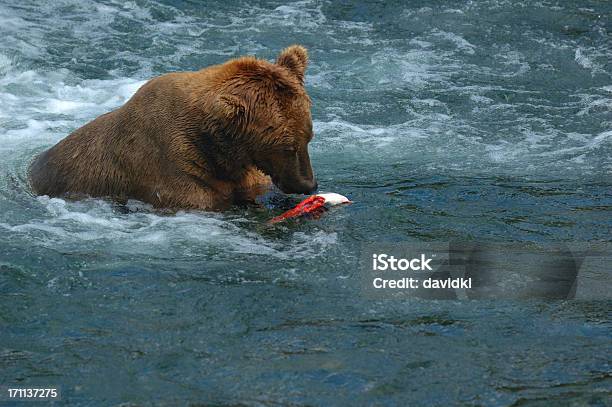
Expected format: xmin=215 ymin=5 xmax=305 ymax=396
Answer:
xmin=282 ymin=146 xmax=296 ymax=153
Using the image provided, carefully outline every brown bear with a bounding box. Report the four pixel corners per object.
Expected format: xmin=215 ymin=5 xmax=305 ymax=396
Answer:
xmin=29 ymin=45 xmax=317 ymax=210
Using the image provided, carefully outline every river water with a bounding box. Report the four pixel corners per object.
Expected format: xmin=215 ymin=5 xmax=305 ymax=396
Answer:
xmin=0 ymin=1 xmax=610 ymax=405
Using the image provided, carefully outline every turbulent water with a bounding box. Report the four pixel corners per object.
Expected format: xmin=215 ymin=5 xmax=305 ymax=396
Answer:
xmin=0 ymin=1 xmax=610 ymax=405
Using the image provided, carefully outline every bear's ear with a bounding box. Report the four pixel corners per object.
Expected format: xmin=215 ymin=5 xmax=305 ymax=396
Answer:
xmin=276 ymin=45 xmax=308 ymax=83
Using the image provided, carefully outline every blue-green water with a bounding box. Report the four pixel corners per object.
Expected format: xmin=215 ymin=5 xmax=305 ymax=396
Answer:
xmin=0 ymin=1 xmax=611 ymax=405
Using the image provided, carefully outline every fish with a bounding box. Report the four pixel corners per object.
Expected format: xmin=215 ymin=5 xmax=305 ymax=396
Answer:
xmin=268 ymin=193 xmax=352 ymax=224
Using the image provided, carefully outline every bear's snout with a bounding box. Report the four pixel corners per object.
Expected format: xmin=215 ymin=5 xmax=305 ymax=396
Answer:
xmin=298 ymin=179 xmax=318 ymax=195
xmin=309 ymin=180 xmax=318 ymax=194
xmin=275 ymin=176 xmax=317 ymax=195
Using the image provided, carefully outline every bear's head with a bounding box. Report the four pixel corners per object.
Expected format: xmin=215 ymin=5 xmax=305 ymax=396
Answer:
xmin=210 ymin=45 xmax=317 ymax=195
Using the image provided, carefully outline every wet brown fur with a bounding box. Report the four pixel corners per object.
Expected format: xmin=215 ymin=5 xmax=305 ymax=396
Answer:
xmin=29 ymin=45 xmax=316 ymax=210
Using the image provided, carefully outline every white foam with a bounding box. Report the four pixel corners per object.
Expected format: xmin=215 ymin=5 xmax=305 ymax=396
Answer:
xmin=433 ymin=29 xmax=476 ymax=55
xmin=576 ymin=96 xmax=612 ymax=116
xmin=254 ymin=2 xmax=327 ymax=29
xmin=0 ymin=53 xmax=11 ymax=74
xmin=0 ymin=196 xmax=337 ymax=260
xmin=0 ymin=65 xmax=145 ymax=150
xmin=46 ymin=99 xmax=89 ymax=114
xmin=369 ymin=48 xmax=448 ymax=89
xmin=499 ymin=50 xmax=530 ymax=76
xmin=575 ymin=48 xmax=593 ymax=70
xmin=574 ymin=46 xmax=608 ymax=76
xmin=470 ymin=95 xmax=494 ymax=105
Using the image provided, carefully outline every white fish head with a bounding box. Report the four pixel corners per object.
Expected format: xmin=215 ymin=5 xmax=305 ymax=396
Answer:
xmin=316 ymin=192 xmax=352 ymax=206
